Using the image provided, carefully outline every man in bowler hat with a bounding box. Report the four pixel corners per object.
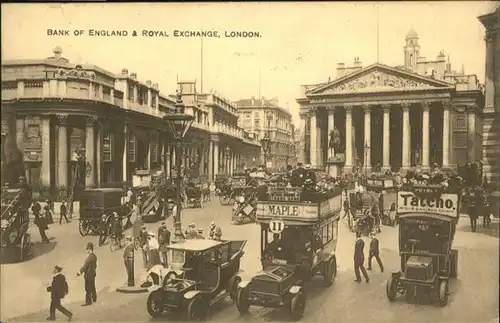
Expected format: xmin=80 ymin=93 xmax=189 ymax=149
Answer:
xmin=367 ymin=233 xmax=384 ymax=272
xmin=46 ymin=265 xmax=73 ymax=321
xmin=76 ymin=242 xmax=98 ymax=306
xmin=157 ymin=222 xmax=171 ymax=267
xmin=354 ymin=231 xmax=370 ymax=283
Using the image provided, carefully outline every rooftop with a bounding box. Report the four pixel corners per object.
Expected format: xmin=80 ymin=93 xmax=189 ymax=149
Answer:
xmin=167 ymin=239 xmax=223 ymax=252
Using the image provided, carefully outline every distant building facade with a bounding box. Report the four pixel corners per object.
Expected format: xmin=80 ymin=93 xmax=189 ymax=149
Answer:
xmin=297 ymin=30 xmax=485 ymax=173
xmin=235 ymin=97 xmax=296 ymax=170
xmin=478 ymin=7 xmax=500 ymax=187
xmin=0 ymin=47 xmax=260 ymax=200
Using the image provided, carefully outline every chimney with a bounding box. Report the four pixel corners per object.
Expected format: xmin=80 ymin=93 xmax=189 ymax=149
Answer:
xmin=121 ymin=68 xmax=128 ymax=75
xmin=130 ymin=73 xmax=137 ymax=80
xmin=251 ymin=96 xmax=254 ymax=106
xmin=153 ymin=83 xmax=159 ymax=90
xmin=437 ymin=50 xmax=446 ymax=62
xmin=146 ymin=80 xmax=152 ymax=86
xmin=353 ymin=57 xmax=362 ymax=68
xmin=336 ymin=63 xmax=345 ymax=78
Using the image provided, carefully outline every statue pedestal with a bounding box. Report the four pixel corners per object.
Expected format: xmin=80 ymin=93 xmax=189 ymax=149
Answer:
xmin=327 ymin=159 xmax=344 ymax=178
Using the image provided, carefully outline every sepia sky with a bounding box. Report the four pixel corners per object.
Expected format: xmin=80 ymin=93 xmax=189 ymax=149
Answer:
xmin=1 ymin=2 xmax=493 ymax=125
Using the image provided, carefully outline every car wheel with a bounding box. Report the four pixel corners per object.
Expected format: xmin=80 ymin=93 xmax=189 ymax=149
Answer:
xmin=234 ymin=214 xmax=244 ymax=225
xmin=227 ymin=276 xmax=242 ymax=301
xmin=186 ymin=296 xmax=206 ymax=321
xmin=323 ymin=257 xmax=336 ymax=286
xmin=438 ymin=280 xmax=449 ymax=307
xmin=78 ymin=220 xmax=89 ymax=236
xmin=288 ymin=290 xmax=306 ymax=321
xmin=386 ymin=277 xmax=398 ymax=302
xmin=236 ymin=288 xmax=250 ymax=314
xmin=146 ymin=290 xmax=164 ymax=318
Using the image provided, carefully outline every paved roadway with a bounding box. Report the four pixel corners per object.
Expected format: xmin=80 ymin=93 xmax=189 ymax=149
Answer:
xmin=2 ymin=197 xmax=499 ymax=323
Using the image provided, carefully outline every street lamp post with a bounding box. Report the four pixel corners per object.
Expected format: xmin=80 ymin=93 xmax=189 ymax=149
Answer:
xmin=163 ymin=91 xmax=194 ymax=244
xmin=225 ymin=146 xmax=230 ymax=175
xmin=364 ymin=142 xmax=370 ymax=175
xmin=260 ymin=134 xmax=271 ymax=170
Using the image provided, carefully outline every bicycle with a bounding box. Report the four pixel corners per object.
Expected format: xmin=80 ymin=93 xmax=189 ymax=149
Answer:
xmin=109 ymin=233 xmax=125 ymax=252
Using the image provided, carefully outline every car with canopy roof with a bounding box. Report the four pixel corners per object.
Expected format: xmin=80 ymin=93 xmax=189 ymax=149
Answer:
xmin=145 ymin=238 xmax=246 ymax=320
xmin=1 ymin=187 xmax=33 ymax=262
xmin=386 ymin=183 xmax=459 ymax=306
xmin=235 ymin=186 xmax=341 ymax=321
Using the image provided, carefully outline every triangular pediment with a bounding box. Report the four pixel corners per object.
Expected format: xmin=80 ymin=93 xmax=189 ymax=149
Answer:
xmin=308 ymin=64 xmax=453 ymax=95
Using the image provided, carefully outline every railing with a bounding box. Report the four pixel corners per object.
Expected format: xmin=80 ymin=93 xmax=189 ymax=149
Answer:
xmin=2 ymin=79 xmax=262 ymax=145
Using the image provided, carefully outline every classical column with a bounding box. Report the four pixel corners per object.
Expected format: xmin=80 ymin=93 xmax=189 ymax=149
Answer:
xmin=41 ymin=117 xmax=51 ymax=192
xmin=467 ymin=106 xmax=476 ymax=162
xmin=401 ymin=103 xmax=411 ymax=170
xmin=299 ymin=113 xmax=307 ymax=163
xmin=442 ymin=101 xmax=451 ymax=168
xmin=56 ymin=114 xmax=69 ymax=196
xmin=363 ymin=104 xmax=371 ymax=169
xmin=85 ymin=116 xmax=97 ymax=188
xmin=344 ymin=105 xmax=353 ymax=172
xmin=382 ymin=104 xmax=391 ymax=171
xmin=484 ymin=29 xmax=494 ymax=110
xmin=327 ymin=107 xmax=335 ymax=160
xmin=166 ymin=145 xmax=171 ymax=178
xmin=421 ymin=102 xmax=430 ymax=170
xmin=96 ymin=123 xmax=102 ymax=187
xmin=213 ymin=140 xmax=219 ymax=177
xmin=122 ymin=123 xmax=128 ymax=183
xmin=199 ymin=147 xmax=205 ymax=176
xmin=208 ymin=141 xmax=214 ymax=180
xmin=316 ymin=112 xmax=322 ymax=169
xmin=15 ymin=115 xmax=24 ymax=153
xmin=309 ymin=110 xmax=317 ymax=167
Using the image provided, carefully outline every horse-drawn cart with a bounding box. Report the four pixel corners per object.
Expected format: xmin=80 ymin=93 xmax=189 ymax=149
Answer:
xmin=348 ymin=191 xmax=381 ymax=235
xmin=365 ymin=177 xmax=397 ymax=226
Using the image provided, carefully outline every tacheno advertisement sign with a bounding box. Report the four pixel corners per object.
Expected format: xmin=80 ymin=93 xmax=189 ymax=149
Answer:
xmin=396 ymin=191 xmax=459 ymax=217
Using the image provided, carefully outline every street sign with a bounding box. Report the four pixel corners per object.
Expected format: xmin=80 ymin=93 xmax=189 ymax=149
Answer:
xmin=396 ymin=191 xmax=459 ymax=218
xmin=269 ymin=219 xmax=285 ymax=234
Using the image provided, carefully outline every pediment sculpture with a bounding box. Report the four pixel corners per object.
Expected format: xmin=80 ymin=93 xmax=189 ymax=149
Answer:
xmin=324 ymin=71 xmax=433 ymax=93
xmin=56 ymin=68 xmax=97 ymax=80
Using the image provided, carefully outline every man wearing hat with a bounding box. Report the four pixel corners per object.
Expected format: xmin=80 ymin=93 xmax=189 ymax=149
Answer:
xmin=76 ymin=242 xmax=98 ymax=306
xmin=303 ymin=164 xmax=317 ymax=184
xmin=139 ymin=226 xmax=149 ymax=268
xmin=353 ymin=231 xmax=370 ymax=283
xmin=46 ymin=265 xmax=72 ymax=321
xmin=185 ymin=223 xmax=198 ymax=239
xmin=209 ymin=222 xmax=222 ymax=241
xmin=367 ymin=233 xmax=384 ymax=272
xmin=123 ymin=236 xmax=135 ymax=287
xmin=157 ymin=222 xmax=171 ymax=267
xmin=291 ymin=162 xmax=305 ymax=187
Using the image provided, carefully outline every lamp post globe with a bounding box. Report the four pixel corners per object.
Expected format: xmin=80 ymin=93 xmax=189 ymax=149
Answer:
xmin=162 ymin=91 xmax=194 ymax=243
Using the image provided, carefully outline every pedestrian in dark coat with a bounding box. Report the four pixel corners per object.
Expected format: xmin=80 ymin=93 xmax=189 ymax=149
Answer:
xmin=367 ymin=234 xmax=384 ymax=272
xmin=76 ymin=242 xmax=98 ymax=306
xmin=157 ymin=222 xmax=170 ymax=267
xmin=35 ymin=214 xmax=50 ymax=243
xmin=354 ymin=232 xmax=370 ymax=283
xmin=139 ymin=226 xmax=149 ymax=268
xmin=59 ymin=201 xmax=69 ymax=224
xmin=46 ymin=265 xmax=72 ymax=321
xmin=32 ymin=199 xmax=42 ymax=218
xmin=44 ymin=203 xmax=54 ymax=225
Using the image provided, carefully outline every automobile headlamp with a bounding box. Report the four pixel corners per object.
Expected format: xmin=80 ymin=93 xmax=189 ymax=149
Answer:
xmin=238 ymin=196 xmax=245 ymax=203
xmin=8 ymin=231 xmax=18 ymax=244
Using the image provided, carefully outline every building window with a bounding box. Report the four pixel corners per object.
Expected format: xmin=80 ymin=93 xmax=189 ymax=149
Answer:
xmin=128 ymin=134 xmax=136 ymax=162
xmin=150 ymin=140 xmax=158 ymax=163
xmin=254 ymin=119 xmax=260 ymax=127
xmin=103 ymin=131 xmax=113 ymax=162
xmin=128 ymin=85 xmax=134 ymax=101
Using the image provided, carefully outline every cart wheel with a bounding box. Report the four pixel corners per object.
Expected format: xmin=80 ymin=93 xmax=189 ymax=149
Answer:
xmin=323 ymin=257 xmax=336 ymax=286
xmin=227 ymin=275 xmax=242 ymax=301
xmin=438 ymin=280 xmax=449 ymax=307
xmin=288 ymin=290 xmax=306 ymax=321
xmin=186 ymin=296 xmax=206 ymax=321
xmin=449 ymin=249 xmax=458 ymax=279
xmin=19 ymin=233 xmax=32 ymax=262
xmin=386 ymin=276 xmax=398 ymax=302
xmin=146 ymin=290 xmax=164 ymax=317
xmin=78 ymin=220 xmax=89 ymax=236
xmin=236 ymin=287 xmax=250 ymax=314
xmin=219 ymin=194 xmax=229 ymax=205
xmin=109 ymin=238 xmax=117 ymax=252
